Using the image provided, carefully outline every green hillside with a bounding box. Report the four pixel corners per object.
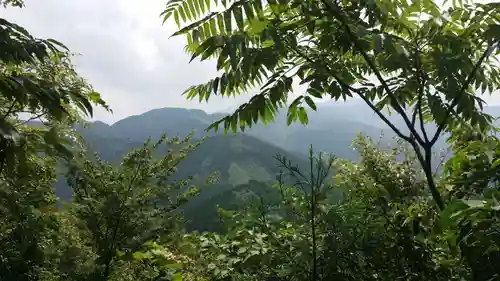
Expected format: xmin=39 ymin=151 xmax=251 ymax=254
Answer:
xmin=58 ymin=118 xmax=309 ymax=231
xmin=66 ymin=103 xmax=489 ymax=195
xmin=58 ymin=104 xmax=500 ymax=231
xmin=66 ymin=106 xmax=386 ymax=231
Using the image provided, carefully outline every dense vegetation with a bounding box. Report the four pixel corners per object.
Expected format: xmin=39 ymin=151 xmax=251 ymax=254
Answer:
xmin=1 ymin=0 xmax=500 ymax=281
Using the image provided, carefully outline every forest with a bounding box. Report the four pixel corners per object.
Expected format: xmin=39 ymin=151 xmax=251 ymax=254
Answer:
xmin=1 ymin=0 xmax=500 ymax=280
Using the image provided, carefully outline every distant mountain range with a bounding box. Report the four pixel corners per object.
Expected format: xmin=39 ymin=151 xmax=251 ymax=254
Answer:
xmin=55 ymin=101 xmax=500 ymax=231
xmin=79 ymin=101 xmax=396 ymax=159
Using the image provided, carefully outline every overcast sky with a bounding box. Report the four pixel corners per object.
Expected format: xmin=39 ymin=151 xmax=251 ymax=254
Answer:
xmin=0 ymin=0 xmax=498 ymax=124
xmin=0 ymin=0 xmax=253 ymax=123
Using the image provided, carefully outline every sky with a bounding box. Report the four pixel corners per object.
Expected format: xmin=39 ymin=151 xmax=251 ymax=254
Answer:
xmin=0 ymin=0 xmax=498 ymax=124
xmin=0 ymin=0 xmax=252 ymax=123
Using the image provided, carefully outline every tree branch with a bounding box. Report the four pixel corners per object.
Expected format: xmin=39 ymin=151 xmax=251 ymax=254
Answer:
xmin=291 ymin=46 xmax=412 ymax=142
xmin=17 ymin=112 xmax=46 ymax=126
xmin=2 ymin=99 xmax=18 ymax=120
xmin=321 ymin=0 xmax=426 ymax=147
xmin=430 ymin=42 xmax=496 ymax=145
xmin=418 ymin=94 xmax=428 ymax=143
xmin=414 ymin=46 xmax=430 ymax=144
xmin=319 ymin=0 xmax=448 ymax=209
xmin=103 ymin=161 xmax=143 ymax=280
xmin=411 ymin=100 xmax=418 ymax=127
xmin=410 ymin=141 xmax=445 ymax=210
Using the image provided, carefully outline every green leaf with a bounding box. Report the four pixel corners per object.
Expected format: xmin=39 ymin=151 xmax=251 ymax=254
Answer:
xmin=439 ymin=199 xmax=469 ymax=229
xmin=233 ymin=5 xmax=244 ymax=30
xmin=178 ymin=6 xmax=187 ymax=22
xmin=224 ymin=10 xmax=232 ymax=33
xmin=174 ymin=12 xmax=180 ymax=26
xmin=173 ymin=272 xmax=183 ymax=281
xmin=237 ymin=247 xmax=247 ymax=254
xmin=298 ymin=107 xmax=308 ymax=124
xmin=209 ymin=18 xmax=217 ymax=35
xmin=242 ymin=3 xmax=253 ymax=19
xmin=304 ymin=96 xmax=317 ymax=111
xmin=463 ymin=199 xmax=487 ymax=209
xmin=217 ymin=13 xmax=225 ymax=33
xmin=182 ymin=2 xmax=192 ymax=20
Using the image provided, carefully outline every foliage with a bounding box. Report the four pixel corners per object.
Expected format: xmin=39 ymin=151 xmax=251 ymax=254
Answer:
xmin=0 ymin=53 xmax=108 ymax=163
xmin=3 ymin=1 xmax=500 ymax=281
xmin=65 ymin=133 xmax=203 ymax=280
xmin=41 ymin=210 xmax=97 ymax=281
xmin=0 ymin=11 xmax=107 ymax=126
xmin=0 ymin=149 xmax=60 ymax=280
xmin=444 ymin=128 xmax=500 ymax=198
xmin=176 ymin=139 xmax=464 ymax=281
xmin=163 ymin=0 xmax=500 ymax=211
xmin=1 ymin=0 xmax=23 ymax=8
xmin=161 ymin=0 xmax=500 ymax=278
xmin=0 ymin=2 xmax=109 ymax=173
xmin=439 ymin=130 xmax=500 ymax=281
xmin=0 ymin=4 xmax=111 ymax=278
xmin=0 ymin=3 xmax=111 ymax=280
xmin=122 ymin=241 xmax=207 ymax=281
xmin=333 ymin=137 xmax=463 ymax=280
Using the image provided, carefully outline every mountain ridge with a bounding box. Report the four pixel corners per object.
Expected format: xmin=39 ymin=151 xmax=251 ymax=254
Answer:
xmin=57 ymin=104 xmax=500 ymax=231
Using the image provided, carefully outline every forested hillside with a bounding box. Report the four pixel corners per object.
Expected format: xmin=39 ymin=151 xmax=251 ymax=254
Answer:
xmin=1 ymin=0 xmax=500 ymax=281
xmin=70 ymin=126 xmax=309 ymax=231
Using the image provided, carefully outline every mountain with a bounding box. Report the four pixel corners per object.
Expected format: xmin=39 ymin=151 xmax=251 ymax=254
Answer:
xmin=57 ymin=103 xmax=500 ymax=231
xmin=244 ymin=102 xmax=391 ymax=160
xmin=60 ymin=118 xmax=309 ymax=232
xmin=88 ymin=103 xmax=390 ymax=160
xmin=63 ymin=105 xmax=395 ymax=231
xmin=77 ymin=109 xmax=210 ymax=143
xmin=78 ymin=131 xmax=306 ymax=187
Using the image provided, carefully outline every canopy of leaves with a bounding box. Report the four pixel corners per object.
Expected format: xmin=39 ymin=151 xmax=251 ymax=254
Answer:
xmin=66 ymin=133 xmax=204 ymax=280
xmin=0 ymin=4 xmax=109 ymax=171
xmin=176 ymin=139 xmax=466 ymax=281
xmin=2 ymin=1 xmax=500 ymax=281
xmin=164 ymin=0 xmax=500 ymax=137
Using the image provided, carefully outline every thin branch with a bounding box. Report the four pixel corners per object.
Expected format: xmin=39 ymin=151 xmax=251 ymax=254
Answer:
xmin=308 ymin=149 xmax=317 ymax=281
xmin=418 ymin=94 xmax=428 ymax=143
xmin=414 ymin=46 xmax=430 ymax=143
xmin=321 ymin=0 xmax=426 ymax=147
xmin=275 ymin=153 xmax=310 ymax=184
xmin=356 ymin=88 xmax=412 ymax=143
xmin=434 ymin=147 xmax=451 ymax=174
xmin=411 ymin=101 xmax=418 ymax=128
xmin=430 ymin=42 xmax=496 ymax=145
xmin=414 ymin=9 xmax=430 ymax=144
xmin=17 ymin=112 xmax=46 ymax=126
xmin=291 ymin=46 xmax=412 ymax=142
xmin=103 ymin=161 xmax=143 ymax=279
xmin=2 ymin=99 xmax=18 ymax=120
xmin=409 ymin=141 xmax=445 ymax=210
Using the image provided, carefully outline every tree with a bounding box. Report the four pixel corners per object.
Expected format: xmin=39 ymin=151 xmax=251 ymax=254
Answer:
xmin=0 ymin=3 xmax=111 ymax=280
xmin=0 ymin=146 xmax=60 ymax=280
xmin=180 ymin=139 xmax=463 ymax=281
xmin=438 ymin=129 xmax=500 ymax=281
xmin=162 ymin=0 xmax=500 ymax=211
xmin=65 ymin=133 xmax=203 ymax=281
xmin=0 ymin=2 xmax=109 ymax=171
